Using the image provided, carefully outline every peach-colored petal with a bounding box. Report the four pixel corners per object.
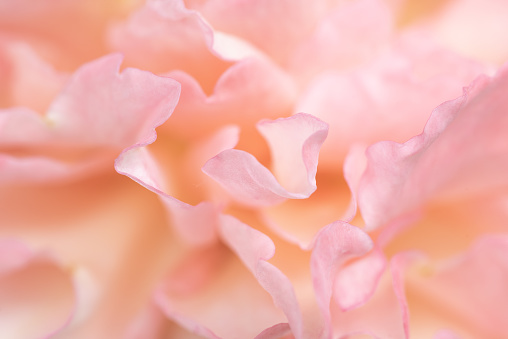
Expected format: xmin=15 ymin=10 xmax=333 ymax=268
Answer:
xmin=0 ymin=0 xmax=137 ymax=71
xmin=358 ymin=64 xmax=508 ymax=230
xmin=289 ymin=0 xmax=392 ymax=80
xmin=424 ymin=0 xmax=508 ymax=64
xmin=310 ymin=221 xmax=373 ymax=338
xmin=163 ymin=56 xmax=296 ymax=141
xmin=202 ymin=114 xmax=328 ymax=207
xmin=410 ymin=235 xmax=508 ymax=338
xmin=116 ymin=126 xmax=241 ymax=245
xmin=0 ymin=240 xmax=74 ymax=338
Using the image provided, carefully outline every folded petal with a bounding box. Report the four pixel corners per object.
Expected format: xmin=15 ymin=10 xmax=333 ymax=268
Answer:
xmin=0 ymin=240 xmax=75 ymax=338
xmin=331 ymin=251 xmax=422 ymax=339
xmin=108 ymin=0 xmax=229 ymax=93
xmin=310 ymin=221 xmax=373 ymax=338
xmin=202 ymin=113 xmax=328 ymax=206
xmin=359 ymin=65 xmax=508 ymax=230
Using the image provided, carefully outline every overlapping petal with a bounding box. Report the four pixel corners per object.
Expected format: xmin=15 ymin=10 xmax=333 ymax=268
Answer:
xmin=0 ymin=53 xmax=180 ymax=183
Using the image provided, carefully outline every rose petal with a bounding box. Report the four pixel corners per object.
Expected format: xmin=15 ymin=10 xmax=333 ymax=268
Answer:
xmin=410 ymin=235 xmax=508 ymax=337
xmin=163 ymin=56 xmax=296 ymax=142
xmin=359 ymin=65 xmax=508 ymax=230
xmin=289 ymin=0 xmax=392 ymax=80
xmin=424 ymin=0 xmax=508 ymax=64
xmin=0 ymin=39 xmax=67 ymax=112
xmin=219 ymin=214 xmax=304 ymax=338
xmin=0 ymin=53 xmax=181 ymax=183
xmin=202 ymin=113 xmax=328 ymax=207
xmin=0 ymin=240 xmax=75 ymax=338
xmin=333 ymin=247 xmax=386 ymax=311
xmin=295 ymin=36 xmax=485 ymax=169
xmin=185 ymin=0 xmax=338 ymax=64
xmin=331 ymin=251 xmax=422 ymax=339
xmin=108 ymin=0 xmax=229 ymax=93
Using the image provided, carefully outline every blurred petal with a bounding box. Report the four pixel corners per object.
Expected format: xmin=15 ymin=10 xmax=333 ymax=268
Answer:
xmin=410 ymin=235 xmax=508 ymax=337
xmin=290 ymin=0 xmax=392 ymax=79
xmin=424 ymin=0 xmax=508 ymax=64
xmin=202 ymin=114 xmax=328 ymax=207
xmin=0 ymin=240 xmax=74 ymax=338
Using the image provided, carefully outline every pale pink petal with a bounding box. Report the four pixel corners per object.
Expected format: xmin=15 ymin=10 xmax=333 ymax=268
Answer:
xmin=433 ymin=329 xmax=462 ymax=339
xmin=202 ymin=114 xmax=328 ymax=207
xmin=310 ymin=221 xmax=373 ymax=338
xmin=108 ymin=0 xmax=229 ymax=92
xmin=295 ymin=36 xmax=486 ymax=169
xmin=333 ymin=247 xmax=386 ymax=311
xmin=0 ymin=240 xmax=75 ymax=338
xmin=184 ymin=0 xmax=339 ymax=64
xmin=289 ymin=0 xmax=392 ymax=80
xmin=411 ymin=235 xmax=508 ymax=337
xmin=0 ymin=53 xmax=180 ymax=183
xmin=46 ymin=53 xmax=180 ymax=148
xmin=424 ymin=0 xmax=508 ymax=64
xmin=331 ymin=251 xmax=421 ymax=339
xmin=358 ymin=65 xmax=508 ymax=230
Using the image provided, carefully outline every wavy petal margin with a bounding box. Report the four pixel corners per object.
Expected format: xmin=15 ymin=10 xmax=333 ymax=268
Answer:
xmin=202 ymin=113 xmax=328 ymax=207
xmin=358 ymin=65 xmax=508 ymax=230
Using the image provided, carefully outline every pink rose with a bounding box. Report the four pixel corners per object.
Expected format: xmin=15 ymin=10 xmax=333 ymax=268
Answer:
xmin=1 ymin=0 xmax=507 ymax=338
